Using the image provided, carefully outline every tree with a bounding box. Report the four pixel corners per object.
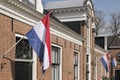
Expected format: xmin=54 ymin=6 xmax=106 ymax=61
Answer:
xmin=106 ymin=12 xmax=120 ymax=36
xmin=95 ymin=10 xmax=106 ymax=35
xmin=106 ymin=12 xmax=120 ymax=80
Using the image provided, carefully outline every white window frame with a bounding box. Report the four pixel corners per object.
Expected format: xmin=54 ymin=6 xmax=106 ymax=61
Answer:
xmin=15 ymin=34 xmax=37 ymax=80
xmin=74 ymin=50 xmax=80 ymax=80
xmin=51 ymin=44 xmax=62 ymax=80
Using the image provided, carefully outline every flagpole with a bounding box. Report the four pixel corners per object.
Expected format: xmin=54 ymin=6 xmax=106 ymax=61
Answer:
xmin=0 ymin=36 xmax=24 ymax=58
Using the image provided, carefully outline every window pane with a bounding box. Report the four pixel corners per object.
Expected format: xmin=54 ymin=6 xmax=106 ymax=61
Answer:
xmin=15 ymin=62 xmax=32 ymax=80
xmin=52 ymin=46 xmax=60 ymax=64
xmin=29 ymin=0 xmax=36 ymax=8
xmin=74 ymin=52 xmax=78 ymax=65
xmin=22 ymin=0 xmax=29 ymax=4
xmin=52 ymin=49 xmax=55 ymax=63
xmin=74 ymin=66 xmax=78 ymax=76
xmin=86 ymin=64 xmax=89 ymax=72
xmin=52 ymin=65 xmax=59 ymax=80
xmin=86 ymin=64 xmax=89 ymax=80
xmin=22 ymin=0 xmax=36 ymax=9
xmin=117 ymin=54 xmax=120 ymax=62
xmin=86 ymin=55 xmax=89 ymax=63
xmin=16 ymin=37 xmax=33 ymax=59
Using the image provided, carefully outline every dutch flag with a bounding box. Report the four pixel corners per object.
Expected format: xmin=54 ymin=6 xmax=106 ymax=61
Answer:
xmin=26 ymin=13 xmax=51 ymax=73
xmin=112 ymin=57 xmax=117 ymax=67
xmin=100 ymin=53 xmax=110 ymax=72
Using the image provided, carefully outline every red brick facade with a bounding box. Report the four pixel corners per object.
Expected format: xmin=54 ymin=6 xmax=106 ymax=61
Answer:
xmin=0 ymin=13 xmax=83 ymax=80
xmin=0 ymin=0 xmax=107 ymax=80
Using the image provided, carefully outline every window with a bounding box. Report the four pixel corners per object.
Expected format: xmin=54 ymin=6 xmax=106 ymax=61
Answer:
xmin=86 ymin=55 xmax=89 ymax=80
xmin=15 ymin=62 xmax=32 ymax=80
xmin=16 ymin=37 xmax=32 ymax=59
xmin=86 ymin=55 xmax=89 ymax=63
xmin=52 ymin=46 xmax=61 ymax=80
xmin=117 ymin=53 xmax=120 ymax=62
xmin=86 ymin=64 xmax=89 ymax=80
xmin=22 ymin=0 xmax=36 ymax=9
xmin=74 ymin=51 xmax=79 ymax=80
xmin=86 ymin=16 xmax=90 ymax=27
xmin=15 ymin=36 xmax=33 ymax=80
xmin=63 ymin=21 xmax=81 ymax=34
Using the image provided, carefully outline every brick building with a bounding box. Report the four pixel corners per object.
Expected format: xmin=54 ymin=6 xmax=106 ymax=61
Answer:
xmin=0 ymin=0 xmax=107 ymax=80
xmin=95 ymin=35 xmax=120 ymax=80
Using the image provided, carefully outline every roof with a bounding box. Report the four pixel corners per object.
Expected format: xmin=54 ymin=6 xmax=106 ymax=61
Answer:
xmin=44 ymin=0 xmax=88 ymax=9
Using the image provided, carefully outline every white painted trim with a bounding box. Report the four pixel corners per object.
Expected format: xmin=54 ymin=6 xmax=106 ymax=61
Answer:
xmin=51 ymin=28 xmax=83 ymax=46
xmin=86 ymin=17 xmax=91 ymax=80
xmin=32 ymin=50 xmax=37 ymax=80
xmin=59 ymin=17 xmax=87 ymax=22
xmin=104 ymin=37 xmax=107 ymax=50
xmin=89 ymin=19 xmax=91 ymax=80
xmin=15 ymin=34 xmax=27 ymax=39
xmin=87 ymin=1 xmax=95 ymax=17
xmin=15 ymin=59 xmax=34 ymax=62
xmin=54 ymin=11 xmax=87 ymax=22
xmin=94 ymin=48 xmax=106 ymax=54
xmin=51 ymin=44 xmax=62 ymax=80
xmin=87 ymin=1 xmax=93 ymax=9
xmin=0 ymin=3 xmax=37 ymax=26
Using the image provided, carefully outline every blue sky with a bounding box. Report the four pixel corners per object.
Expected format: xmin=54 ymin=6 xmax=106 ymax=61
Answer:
xmin=93 ymin=0 xmax=120 ymax=23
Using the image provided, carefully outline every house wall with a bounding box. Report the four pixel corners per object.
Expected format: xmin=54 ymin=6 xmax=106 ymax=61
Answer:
xmin=0 ymin=13 xmax=84 ymax=80
xmin=0 ymin=0 xmax=108 ymax=80
xmin=0 ymin=14 xmax=15 ymax=80
xmin=110 ymin=49 xmax=120 ymax=57
xmin=94 ymin=46 xmax=108 ymax=80
xmin=110 ymin=49 xmax=120 ymax=79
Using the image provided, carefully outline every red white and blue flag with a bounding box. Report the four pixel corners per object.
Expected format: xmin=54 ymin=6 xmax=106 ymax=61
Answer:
xmin=112 ymin=57 xmax=117 ymax=67
xmin=26 ymin=13 xmax=51 ymax=73
xmin=100 ymin=53 xmax=110 ymax=72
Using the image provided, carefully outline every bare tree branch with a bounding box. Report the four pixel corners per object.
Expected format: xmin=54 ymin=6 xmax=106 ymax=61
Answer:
xmin=95 ymin=9 xmax=106 ymax=35
xmin=107 ymin=12 xmax=120 ymax=36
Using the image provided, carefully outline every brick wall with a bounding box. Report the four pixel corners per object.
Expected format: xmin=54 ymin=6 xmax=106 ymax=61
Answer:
xmin=0 ymin=12 xmax=107 ymax=80
xmin=0 ymin=14 xmax=15 ymax=80
xmin=0 ymin=13 xmax=85 ymax=80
